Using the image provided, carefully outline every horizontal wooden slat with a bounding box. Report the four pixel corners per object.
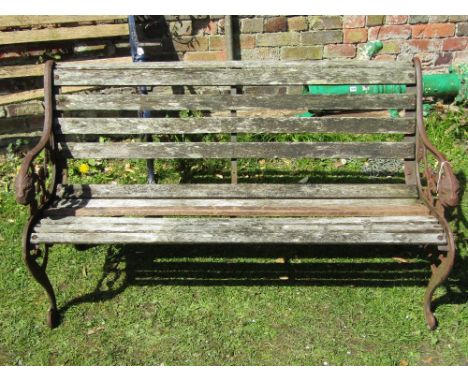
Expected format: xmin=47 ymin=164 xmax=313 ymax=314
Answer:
xmin=55 ymin=94 xmax=416 ymax=111
xmin=58 ymin=60 xmax=414 ymax=70
xmin=0 ymin=16 xmax=127 ymax=28
xmin=34 ymin=217 xmax=442 ymax=234
xmin=0 ymin=57 xmax=132 ymax=80
xmin=30 ymin=226 xmax=444 ymax=245
xmin=58 ymin=142 xmax=415 ymax=159
xmin=54 ymin=60 xmax=415 ymax=85
xmin=37 ymin=215 xmax=440 ymax=225
xmin=0 ymin=23 xmax=129 ymax=45
xmin=56 ymin=117 xmax=415 ymax=135
xmin=45 ymin=197 xmax=428 ymax=217
xmin=58 ymin=183 xmax=418 ymax=199
xmin=0 ymin=86 xmax=94 ymax=106
xmin=0 ymin=116 xmax=43 ymax=135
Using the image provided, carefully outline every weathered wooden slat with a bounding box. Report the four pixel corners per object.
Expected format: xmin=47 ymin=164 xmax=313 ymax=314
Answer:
xmin=58 ymin=142 xmax=415 ymax=160
xmin=37 ymin=215 xmax=440 ymax=226
xmin=56 ymin=117 xmax=416 ymax=135
xmin=0 ymin=116 xmax=43 ymax=135
xmin=51 ymin=198 xmax=420 ymax=209
xmin=58 ymin=183 xmax=418 ymax=199
xmin=54 ymin=63 xmax=415 ymax=85
xmin=35 ymin=220 xmax=442 ymax=234
xmin=55 ymin=94 xmax=416 ymax=112
xmin=0 ymin=16 xmax=127 ymax=28
xmin=44 ymin=197 xmax=428 ymax=217
xmin=30 ymin=231 xmax=445 ymax=245
xmin=0 ymin=57 xmax=132 ymax=80
xmin=57 ymin=60 xmax=414 ymax=70
xmin=0 ymin=23 xmax=129 ymax=45
xmin=0 ymin=86 xmax=94 ymax=106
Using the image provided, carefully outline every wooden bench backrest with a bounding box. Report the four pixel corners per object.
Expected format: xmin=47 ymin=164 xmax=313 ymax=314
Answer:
xmin=52 ymin=61 xmax=417 ymax=167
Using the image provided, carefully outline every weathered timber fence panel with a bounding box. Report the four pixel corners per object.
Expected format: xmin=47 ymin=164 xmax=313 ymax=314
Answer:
xmin=0 ymin=15 xmax=131 ymax=151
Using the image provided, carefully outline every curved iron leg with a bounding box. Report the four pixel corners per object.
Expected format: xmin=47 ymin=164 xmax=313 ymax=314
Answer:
xmin=23 ymin=220 xmax=58 ymax=328
xmin=423 ymin=248 xmax=455 ymax=330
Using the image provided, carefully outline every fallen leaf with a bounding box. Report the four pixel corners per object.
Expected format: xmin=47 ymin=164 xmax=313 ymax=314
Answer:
xmin=422 ymin=356 xmax=433 ymax=364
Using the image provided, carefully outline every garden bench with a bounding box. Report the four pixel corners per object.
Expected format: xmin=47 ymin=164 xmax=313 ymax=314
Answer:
xmin=15 ymin=59 xmax=459 ymax=329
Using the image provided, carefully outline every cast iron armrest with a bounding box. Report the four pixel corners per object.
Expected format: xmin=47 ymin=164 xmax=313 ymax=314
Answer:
xmin=15 ymin=60 xmax=55 ymax=206
xmin=413 ymin=58 xmax=460 ymax=209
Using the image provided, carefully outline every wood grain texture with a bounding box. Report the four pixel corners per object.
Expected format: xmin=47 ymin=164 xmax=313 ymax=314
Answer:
xmin=34 ymin=216 xmax=443 ymax=234
xmin=31 ymin=230 xmax=445 ymax=245
xmin=54 ymin=60 xmax=415 ymax=85
xmin=58 ymin=183 xmax=418 ymax=200
xmin=0 ymin=16 xmax=127 ymax=28
xmin=57 ymin=141 xmax=415 ymax=160
xmin=44 ymin=197 xmax=429 ymax=217
xmin=0 ymin=85 xmax=94 ymax=106
xmin=0 ymin=23 xmax=129 ymax=45
xmin=0 ymin=57 xmax=132 ymax=80
xmin=56 ymin=117 xmax=416 ymax=135
xmin=55 ymin=93 xmax=416 ymax=111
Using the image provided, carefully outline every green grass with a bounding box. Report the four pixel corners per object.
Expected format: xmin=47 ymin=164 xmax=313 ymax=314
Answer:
xmin=0 ymin=108 xmax=466 ymax=365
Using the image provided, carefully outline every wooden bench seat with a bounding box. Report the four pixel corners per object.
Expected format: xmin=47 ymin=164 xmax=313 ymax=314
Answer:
xmin=15 ymin=59 xmax=459 ymax=330
xmin=32 ymin=216 xmax=445 ymax=245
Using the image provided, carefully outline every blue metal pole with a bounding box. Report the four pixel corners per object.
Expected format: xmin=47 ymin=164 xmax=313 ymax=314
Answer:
xmin=128 ymin=16 xmax=155 ymax=184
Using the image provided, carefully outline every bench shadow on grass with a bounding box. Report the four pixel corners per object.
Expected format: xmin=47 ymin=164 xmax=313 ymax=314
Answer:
xmin=58 ymin=242 xmax=468 ymax=320
xmin=58 ymin=169 xmax=467 ymax=322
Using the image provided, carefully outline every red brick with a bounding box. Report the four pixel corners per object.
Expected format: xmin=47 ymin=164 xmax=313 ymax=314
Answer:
xmin=240 ymin=35 xmax=256 ymax=49
xmin=343 ymin=15 xmax=366 ymax=28
xmin=209 ymin=35 xmax=225 ymax=50
xmin=381 ymin=40 xmax=402 ymax=54
xmin=406 ymin=39 xmax=442 ymax=52
xmin=324 ymin=44 xmax=356 ymax=58
xmin=375 ymin=25 xmax=412 ymax=40
xmin=385 ymin=16 xmax=408 ymax=25
xmin=173 ymin=36 xmax=209 ymax=52
xmin=412 ymin=23 xmax=455 ymax=38
xmin=308 ymin=16 xmax=342 ymax=30
xmin=287 ymin=16 xmax=308 ymax=31
xmin=184 ymin=51 xmax=226 ymax=61
xmin=442 ymin=37 xmax=468 ymax=51
xmin=343 ymin=28 xmax=368 ymax=43
xmin=264 ymin=16 xmax=288 ymax=32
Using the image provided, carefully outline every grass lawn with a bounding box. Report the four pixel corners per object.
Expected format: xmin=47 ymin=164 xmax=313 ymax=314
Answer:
xmin=0 ymin=107 xmax=466 ymax=365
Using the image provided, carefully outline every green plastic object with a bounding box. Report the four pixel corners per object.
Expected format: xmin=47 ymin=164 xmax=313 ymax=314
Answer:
xmin=360 ymin=40 xmax=384 ymax=59
xmin=423 ymin=73 xmax=460 ymax=100
xmin=298 ymin=49 xmax=466 ymax=118
xmin=306 ymin=83 xmax=407 ymax=96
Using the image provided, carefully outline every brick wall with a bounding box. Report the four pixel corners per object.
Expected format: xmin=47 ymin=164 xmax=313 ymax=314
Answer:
xmin=161 ymin=15 xmax=467 ymax=69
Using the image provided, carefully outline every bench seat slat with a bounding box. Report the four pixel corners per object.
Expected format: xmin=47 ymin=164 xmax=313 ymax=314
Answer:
xmin=55 ymin=94 xmax=416 ymax=111
xmin=44 ymin=197 xmax=429 ymax=217
xmin=58 ymin=142 xmax=415 ymax=159
xmin=54 ymin=61 xmax=415 ymax=85
xmin=31 ymin=216 xmax=444 ymax=245
xmin=58 ymin=184 xmax=419 ymax=199
xmin=34 ymin=219 xmax=442 ymax=234
xmin=56 ymin=117 xmax=416 ymax=135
